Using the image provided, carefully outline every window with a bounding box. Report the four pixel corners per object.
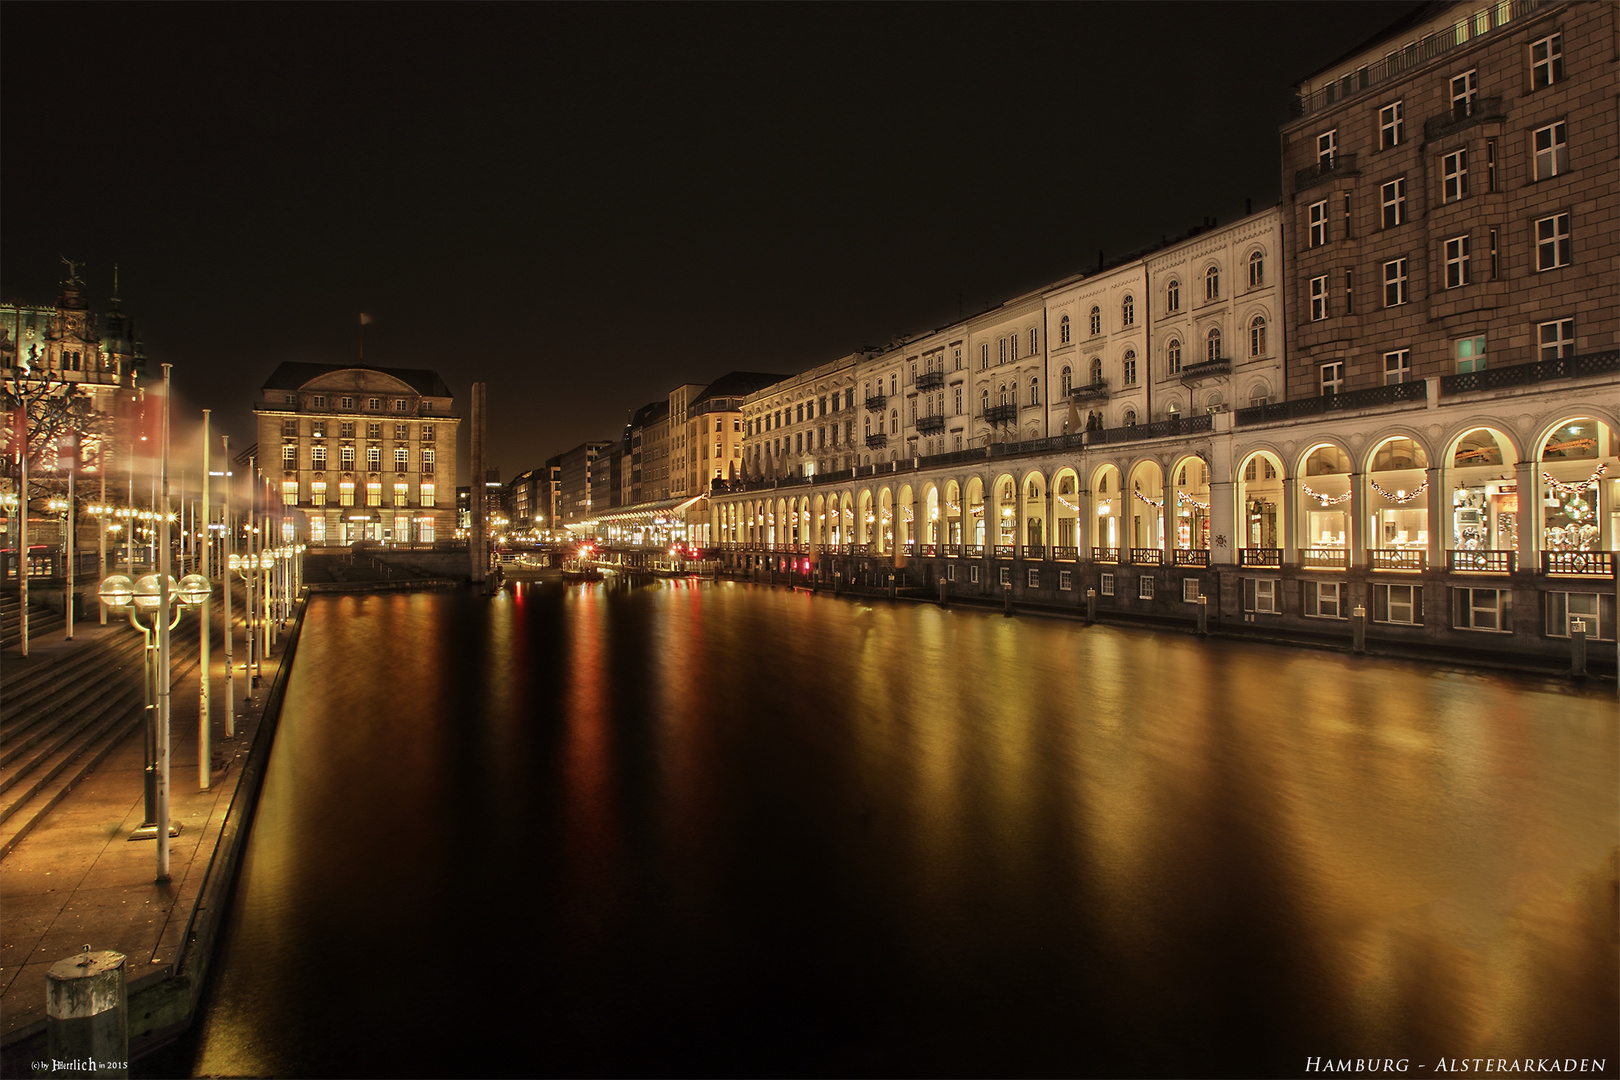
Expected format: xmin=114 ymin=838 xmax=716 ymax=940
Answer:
xmin=1027 ymin=568 xmax=1040 ymax=588
xmin=1138 ymin=576 xmax=1155 ymax=600
xmin=1182 ymin=578 xmax=1202 ymax=603
xmin=1089 ymin=306 xmax=1101 ymax=335
xmin=1304 ymin=581 xmax=1344 ymax=618
xmin=1122 ymin=408 xmax=1137 ymax=427
xmin=420 ymin=483 xmax=435 ymax=506
xmin=1100 ymin=572 xmax=1115 ymax=597
xmin=1166 ymin=280 xmax=1180 ymax=312
xmin=954 ymin=386 xmax=963 ymax=413
xmin=1029 ymin=328 xmax=1038 ymax=354
xmin=1381 ymin=178 xmax=1406 ymax=228
xmin=394 ymin=399 xmax=408 ymax=413
xmin=1060 ymin=367 xmax=1072 ymax=395
xmin=1310 ymin=275 xmax=1329 ymax=321
xmin=1121 ymin=296 xmax=1134 ymax=326
xmin=1249 ymin=317 xmax=1266 ymax=358
xmin=1453 ymin=586 xmax=1510 ymax=631
xmin=1442 ymin=149 xmax=1468 ymax=202
xmin=394 ymin=447 xmax=407 ymax=471
xmin=340 ymin=397 xmax=354 ymax=410
xmin=1383 ymin=350 xmax=1411 ymax=385
xmin=366 ymin=481 xmax=381 ymax=506
xmin=1122 ymin=350 xmax=1137 ymax=386
xmin=1089 ymin=357 xmax=1102 ymax=385
xmin=1450 ymin=69 xmax=1477 ymax=119
xmin=1308 ymin=200 xmax=1328 ymax=247
xmin=422 ymin=448 xmax=435 ymax=474
xmin=1444 ymin=235 xmax=1471 ymax=288
xmin=393 ymin=482 xmax=409 ymax=506
xmin=1204 ymin=266 xmax=1219 ymax=301
xmin=979 ymin=390 xmax=989 ymax=415
xmin=1530 ymin=32 xmax=1563 ymax=89
xmin=1533 ymin=121 xmax=1567 ymax=179
xmin=1383 ymin=258 xmax=1409 ymax=306
xmin=340 ymin=446 xmax=356 ymax=470
xmin=421 ymin=425 xmax=434 ymax=442
xmin=1243 ymin=579 xmax=1280 ymax=614
xmin=1546 ymin=592 xmax=1611 ymax=640
xmin=282 ymin=444 xmax=296 ymax=468
xmin=1028 ymin=377 xmax=1040 ymax=406
xmin=1379 ymin=101 xmax=1404 ymax=149
xmin=1317 ymin=129 xmax=1336 ymax=167
xmin=340 ymin=421 xmax=355 ymax=438
xmin=280 ymin=418 xmax=298 ymax=437
xmin=1205 ymin=328 xmax=1222 ymax=363
xmin=1166 ymin=340 xmax=1182 ymax=375
xmin=953 ymin=347 xmax=962 ymax=370
xmin=980 ymin=343 xmax=989 ymax=369
xmin=999 ymin=566 xmax=1011 ymax=587
xmin=367 ymin=397 xmax=381 ymax=411
xmin=1455 ymin=335 xmax=1487 ymax=373
xmin=998 ymin=338 xmax=1008 ymax=365
xmin=312 ymin=395 xmax=326 ymax=408
xmin=1320 ymin=361 xmax=1344 ymax=396
xmin=339 ymin=480 xmax=355 ymax=506
xmin=1059 ymin=315 xmax=1070 ymax=344
xmin=312 ymin=445 xmax=327 ymax=470
xmin=310 ymin=481 xmax=327 ymax=507
xmin=1538 ymin=318 xmax=1574 ymax=361
xmin=282 ymin=481 xmax=298 ymax=506
xmin=889 ymin=409 xmax=898 ymax=434
xmin=1248 ymin=251 xmax=1263 ymax=288
xmin=394 ymin=424 xmax=408 ymax=439
xmin=367 ymin=422 xmax=382 ymax=439
xmin=1059 ymin=570 xmax=1072 ymax=591
xmin=1536 ymin=213 xmax=1570 ymax=270
xmin=366 ymin=445 xmax=382 ymax=470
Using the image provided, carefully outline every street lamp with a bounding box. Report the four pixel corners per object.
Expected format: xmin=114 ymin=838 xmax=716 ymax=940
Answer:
xmin=228 ymin=549 xmax=272 ymax=685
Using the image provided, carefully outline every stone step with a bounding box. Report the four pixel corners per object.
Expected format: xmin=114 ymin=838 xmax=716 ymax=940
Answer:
xmin=0 ymin=634 xmax=149 ymax=749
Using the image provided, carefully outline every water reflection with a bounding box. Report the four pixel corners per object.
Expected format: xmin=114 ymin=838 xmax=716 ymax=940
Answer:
xmin=168 ymin=582 xmax=1617 ymax=1078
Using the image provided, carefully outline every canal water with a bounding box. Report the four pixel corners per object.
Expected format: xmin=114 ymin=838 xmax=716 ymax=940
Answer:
xmin=154 ymin=581 xmax=1616 ymax=1078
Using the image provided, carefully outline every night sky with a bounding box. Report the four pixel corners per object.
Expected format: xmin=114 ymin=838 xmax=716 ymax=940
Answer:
xmin=2 ymin=2 xmax=1419 ymax=483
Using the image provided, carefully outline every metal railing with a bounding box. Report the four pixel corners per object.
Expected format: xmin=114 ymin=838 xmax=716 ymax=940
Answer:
xmin=1173 ymin=549 xmax=1210 ymax=567
xmin=1442 ymin=350 xmax=1619 ymax=395
xmin=864 ymin=394 xmax=887 ymax=412
xmin=1129 ymin=548 xmax=1162 ymax=566
xmin=1423 ymin=96 xmax=1506 ymax=141
xmin=1447 ymin=549 xmax=1515 ymax=573
xmin=1301 ymin=547 xmax=1348 ymax=569
xmin=1068 ymin=380 xmax=1109 ymax=402
xmin=993 ymin=544 xmax=1016 ymax=559
xmin=915 ymin=414 xmax=946 ymax=434
xmin=1092 ymin=547 xmax=1120 ymax=563
xmin=865 ymin=433 xmax=889 ymax=449
xmin=1239 ymin=548 xmax=1282 ymax=568
xmin=915 ymin=370 xmax=945 ymax=391
xmin=1542 ymin=551 xmax=1614 ymax=577
xmin=962 ymin=544 xmax=985 ymax=558
xmin=1370 ymin=548 xmax=1426 ymax=572
xmin=1294 ymin=151 xmax=1359 ymax=193
xmin=1236 ymin=380 xmax=1425 ymax=425
xmin=1051 ymin=546 xmax=1079 ymax=561
xmin=1023 ymin=545 xmax=1045 ymax=561
xmin=983 ymin=403 xmax=1019 ymax=424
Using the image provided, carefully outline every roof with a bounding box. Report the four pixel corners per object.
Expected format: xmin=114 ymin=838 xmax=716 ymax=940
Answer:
xmin=1294 ymin=0 xmax=1448 ymax=86
xmin=692 ymin=371 xmax=789 ymax=407
xmin=630 ymin=399 xmax=670 ymax=427
xmin=259 ymin=361 xmax=454 ymax=399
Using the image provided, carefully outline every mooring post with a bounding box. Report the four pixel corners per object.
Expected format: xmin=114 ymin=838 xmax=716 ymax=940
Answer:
xmin=1196 ymin=594 xmax=1208 ymax=635
xmin=1352 ymin=604 xmax=1367 ymax=654
xmin=1571 ymin=619 xmax=1587 ymax=677
xmin=1086 ymin=587 xmax=1096 ymax=623
xmin=47 ymin=948 xmax=128 ymax=1077
xmin=1003 ymin=581 xmax=1012 ymax=617
xmin=938 ymin=578 xmax=948 ymax=607
xmin=888 ymin=571 xmax=896 ymax=600
xmin=833 ymin=570 xmax=841 ymax=597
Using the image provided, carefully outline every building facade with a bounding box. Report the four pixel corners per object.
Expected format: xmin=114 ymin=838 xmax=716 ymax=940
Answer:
xmin=253 ymin=362 xmax=459 ymax=545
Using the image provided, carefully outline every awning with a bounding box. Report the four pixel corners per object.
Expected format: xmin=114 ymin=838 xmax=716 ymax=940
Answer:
xmin=581 ymin=494 xmax=705 ymax=529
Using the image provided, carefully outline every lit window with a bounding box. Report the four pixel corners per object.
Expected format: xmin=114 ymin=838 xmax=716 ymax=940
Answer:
xmin=420 ymin=483 xmax=435 ymax=506
xmin=1442 ymin=149 xmax=1468 ymax=202
xmin=1383 ymin=350 xmax=1411 ymax=384
xmin=1538 ymin=318 xmax=1574 ymax=361
xmin=1530 ymin=32 xmax=1562 ymax=89
xmin=282 ymin=481 xmax=298 ymax=505
xmin=394 ymin=482 xmax=409 ymax=506
xmin=1535 ymin=213 xmax=1570 ymax=270
xmin=310 ymin=481 xmax=327 ymax=507
xmin=1310 ymin=275 xmax=1329 ymax=321
xmin=1320 ymin=361 xmax=1344 ymax=396
xmin=1444 ymin=235 xmax=1471 ymax=288
xmin=282 ymin=444 xmax=296 ymax=468
xmin=1308 ymin=200 xmax=1328 ymax=247
xmin=1454 ymin=335 xmax=1486 ymax=373
xmin=339 ymin=481 xmax=355 ymax=506
xmin=1381 ymin=177 xmax=1406 ymax=227
xmin=367 ymin=481 xmax=382 ymax=507
xmin=1533 ymin=121 xmax=1568 ymax=180
xmin=1383 ymin=258 xmax=1408 ymax=306
xmin=1249 ymin=316 xmax=1266 ymax=357
xmin=1379 ymin=101 xmax=1404 ymax=149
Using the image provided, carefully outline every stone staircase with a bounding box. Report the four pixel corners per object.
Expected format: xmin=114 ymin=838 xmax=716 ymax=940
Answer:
xmin=0 ymin=621 xmax=203 ymax=859
xmin=0 ymin=592 xmax=67 ymax=654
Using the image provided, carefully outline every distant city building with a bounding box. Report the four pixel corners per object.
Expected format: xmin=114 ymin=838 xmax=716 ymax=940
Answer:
xmin=252 ymin=362 xmax=459 ymax=545
xmin=557 ymin=441 xmax=611 ymax=531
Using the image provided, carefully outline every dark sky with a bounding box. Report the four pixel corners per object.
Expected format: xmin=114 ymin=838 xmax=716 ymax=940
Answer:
xmin=2 ymin=1 xmax=1418 ymax=484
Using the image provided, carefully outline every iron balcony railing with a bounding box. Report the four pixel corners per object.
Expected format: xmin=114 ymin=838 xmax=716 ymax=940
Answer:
xmin=1173 ymin=549 xmax=1210 ymax=567
xmin=1089 ymin=413 xmax=1213 ymax=445
xmin=1068 ymin=380 xmax=1110 ymax=402
xmin=915 ymin=413 xmax=946 ymax=434
xmin=982 ymin=403 xmax=1019 ymax=424
xmin=914 ymin=370 xmax=945 ymax=391
xmin=865 ymin=433 xmax=888 ymax=449
xmin=1092 ymin=547 xmax=1120 ymax=563
xmin=1051 ymin=546 xmax=1079 ymax=561
xmin=1370 ymin=548 xmax=1426 ymax=572
xmin=1239 ymin=548 xmax=1282 ymax=568
xmin=1301 ymin=547 xmax=1348 ymax=570
xmin=1023 ymin=545 xmax=1046 ymax=561
xmin=1542 ymin=551 xmax=1615 ymax=578
xmin=864 ymin=394 xmax=887 ymax=412
xmin=1441 ymin=350 xmax=1619 ymax=395
xmin=1447 ymin=549 xmax=1515 ymax=574
xmin=1179 ymin=358 xmax=1230 ymax=384
xmin=1423 ymin=96 xmax=1506 ymax=142
xmin=962 ymin=544 xmax=985 ymax=558
xmin=1129 ymin=548 xmax=1162 ymax=566
xmin=1294 ymin=152 xmax=1358 ymax=193
xmin=1236 ymin=381 xmax=1425 ymax=425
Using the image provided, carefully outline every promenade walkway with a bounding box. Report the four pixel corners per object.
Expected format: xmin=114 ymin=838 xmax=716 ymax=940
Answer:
xmin=0 ymin=602 xmax=300 ymax=1074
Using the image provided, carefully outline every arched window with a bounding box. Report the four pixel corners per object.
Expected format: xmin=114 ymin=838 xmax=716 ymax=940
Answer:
xmin=1089 ymin=306 xmax=1101 ymax=335
xmin=1167 ymin=339 xmax=1182 ymax=375
xmin=981 ymin=388 xmax=990 ymax=413
xmin=1010 ymin=334 xmax=1019 ymax=361
xmin=1248 ymin=250 xmax=1264 ymax=287
xmin=889 ymin=373 xmax=897 ymax=395
xmin=1167 ymin=400 xmax=1182 ymax=418
xmin=1249 ymin=316 xmax=1267 ymax=357
xmin=1060 ymin=315 xmax=1071 ymax=344
xmin=1167 ymin=279 xmax=1180 ymax=312
xmin=1123 ymin=408 xmax=1138 ymax=427
xmin=1207 ymin=328 xmax=1223 ymax=362
xmin=1028 ymin=328 xmax=1038 ymax=354
xmin=1090 ymin=357 xmax=1103 ymax=385
xmin=1029 ymin=377 xmax=1040 ymax=406
xmin=1205 ymin=392 xmax=1224 ymax=414
xmin=1205 ymin=265 xmax=1220 ymax=300
xmin=1060 ymin=366 xmax=1073 ymax=394
xmin=864 ymin=416 xmax=871 ymax=437
xmin=999 ymin=383 xmax=1009 ymax=406
xmin=1122 ymin=349 xmax=1138 ymax=385
xmin=1248 ymin=381 xmax=1270 ymax=407
xmin=1122 ymin=295 xmax=1135 ymax=326
xmin=889 ymin=409 xmax=898 ymax=434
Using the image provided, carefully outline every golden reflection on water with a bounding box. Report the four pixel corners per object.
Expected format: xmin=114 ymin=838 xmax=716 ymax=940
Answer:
xmin=183 ymin=585 xmax=1618 ymax=1077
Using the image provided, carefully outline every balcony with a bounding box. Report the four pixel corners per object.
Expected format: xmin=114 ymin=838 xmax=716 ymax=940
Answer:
xmin=915 ymin=413 xmax=946 ymax=434
xmin=1068 ymin=379 xmax=1109 ymax=402
xmin=1441 ymin=350 xmax=1618 ymax=396
xmin=1051 ymin=546 xmax=1079 ymax=561
xmin=1173 ymin=549 xmax=1209 ymax=567
xmin=1239 ymin=548 xmax=1282 ymax=569
xmin=1089 ymin=413 xmax=1213 ymax=445
xmin=1293 ymin=151 xmax=1358 ymax=193
xmin=864 ymin=394 xmax=887 ymax=412
xmin=915 ymin=370 xmax=945 ymax=392
xmin=1423 ymin=96 xmax=1505 ymax=142
xmin=993 ymin=544 xmax=1016 ymax=559
xmin=1301 ymin=547 xmax=1348 ymax=570
xmin=864 ymin=433 xmax=889 ymax=450
xmin=1128 ymin=548 xmax=1162 ymax=566
xmin=1092 ymin=547 xmax=1120 ymax=563
xmin=1447 ymin=549 xmax=1515 ymax=574
xmin=1236 ymin=380 xmax=1425 ymax=425
xmin=1542 ymin=551 xmax=1615 ymax=578
xmin=982 ymin=403 xmax=1018 ymax=425
xmin=1179 ymin=358 xmax=1230 ymax=386
xmin=1022 ymin=545 xmax=1045 ymax=561
xmin=1370 ymin=548 xmax=1425 ymax=572
xmin=962 ymin=544 xmax=985 ymax=559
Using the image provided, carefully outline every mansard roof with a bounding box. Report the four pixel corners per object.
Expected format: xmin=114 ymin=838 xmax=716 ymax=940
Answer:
xmin=260 ymin=361 xmax=454 ymax=399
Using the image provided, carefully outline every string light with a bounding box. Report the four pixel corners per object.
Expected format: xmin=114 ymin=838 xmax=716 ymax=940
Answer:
xmin=1543 ymin=463 xmax=1607 ymax=496
xmin=1300 ymin=483 xmax=1351 ymax=506
xmin=1368 ymin=477 xmax=1429 ymax=504
xmin=1176 ymin=492 xmax=1210 ymax=511
xmin=1134 ymin=490 xmax=1163 ymax=508
xmin=1057 ymin=495 xmax=1079 ymax=512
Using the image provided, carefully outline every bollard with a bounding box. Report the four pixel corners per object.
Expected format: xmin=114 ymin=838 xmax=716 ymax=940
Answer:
xmin=1196 ymin=594 xmax=1208 ymax=635
xmin=1571 ymin=619 xmax=1587 ymax=677
xmin=938 ymin=578 xmax=948 ymax=607
xmin=1003 ymin=582 xmax=1013 ymax=617
xmin=1086 ymin=587 xmax=1096 ymax=623
xmin=1352 ymin=604 xmax=1367 ymax=654
xmin=46 ymin=948 xmax=128 ymax=1077
xmin=888 ymin=572 xmax=896 ymax=600
xmin=833 ymin=571 xmax=841 ymax=597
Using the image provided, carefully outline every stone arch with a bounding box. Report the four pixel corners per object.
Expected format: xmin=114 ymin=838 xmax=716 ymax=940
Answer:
xmin=1298 ymin=441 xmax=1353 ymax=552
xmin=965 ymin=475 xmax=987 ymax=548
xmin=1237 ymin=448 xmax=1285 ymax=551
xmin=1534 ymin=413 xmax=1619 ymax=555
xmin=1091 ymin=462 xmax=1123 ymax=553
xmin=1126 ymin=458 xmax=1166 ymax=551
xmin=991 ymin=472 xmax=1018 ymax=551
xmin=1169 ymin=451 xmax=1212 ymax=551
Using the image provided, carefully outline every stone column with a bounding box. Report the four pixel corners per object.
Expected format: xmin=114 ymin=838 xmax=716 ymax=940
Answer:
xmin=1282 ymin=475 xmax=1299 ymax=568
xmin=1349 ymin=472 xmax=1365 ymax=569
xmin=1514 ymin=459 xmax=1537 ymax=570
xmin=1425 ymin=465 xmax=1444 ymax=570
xmin=47 ymin=949 xmax=128 ymax=1077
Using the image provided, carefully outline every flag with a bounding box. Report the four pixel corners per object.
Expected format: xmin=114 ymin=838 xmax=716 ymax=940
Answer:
xmin=1065 ymin=396 xmax=1081 ymax=434
xmin=359 ymin=313 xmax=373 ymax=326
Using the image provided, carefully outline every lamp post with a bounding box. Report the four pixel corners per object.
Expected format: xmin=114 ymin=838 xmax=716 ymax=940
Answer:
xmin=217 ymin=433 xmax=234 ymax=739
